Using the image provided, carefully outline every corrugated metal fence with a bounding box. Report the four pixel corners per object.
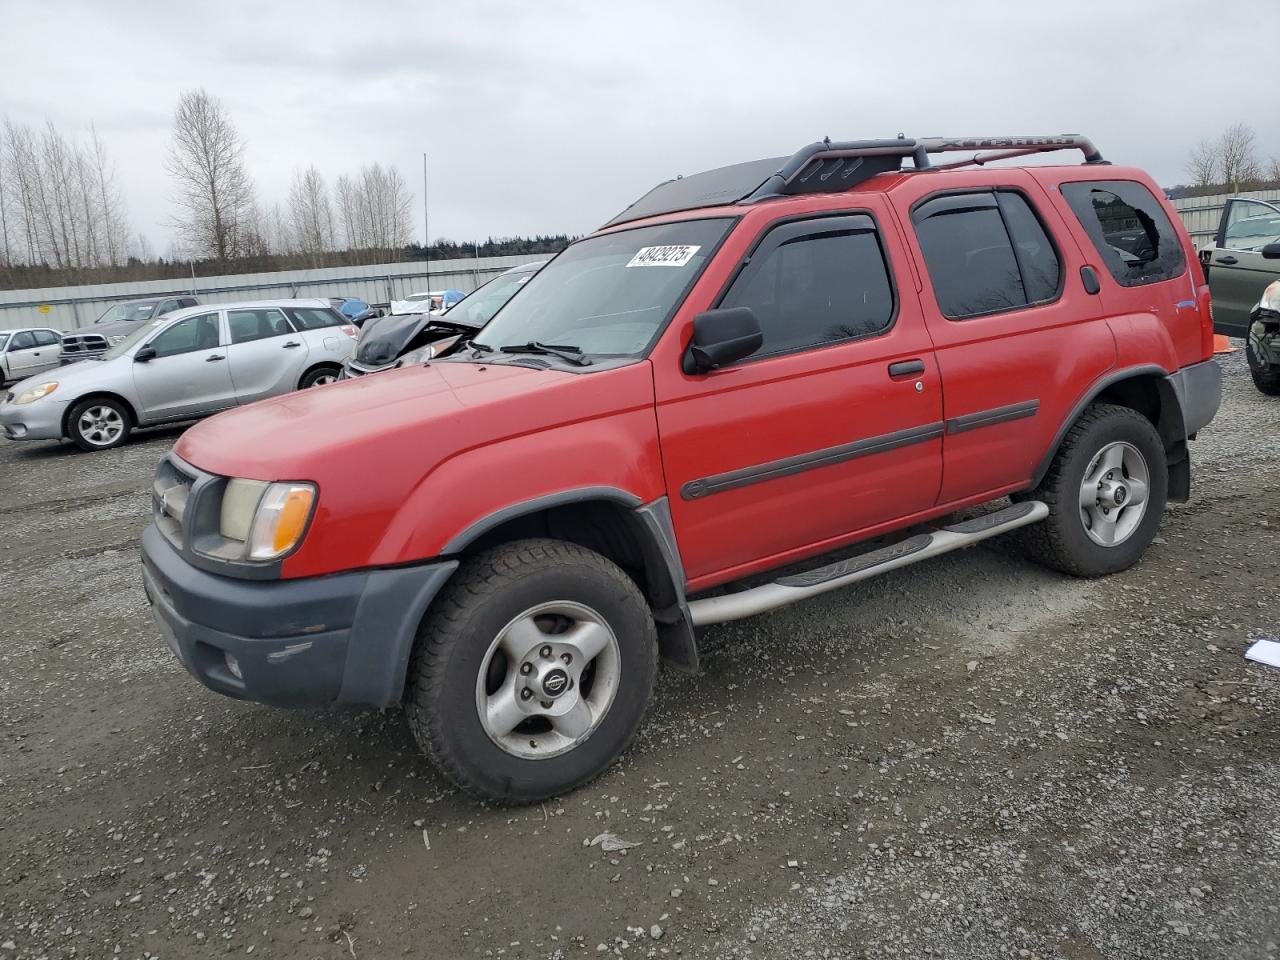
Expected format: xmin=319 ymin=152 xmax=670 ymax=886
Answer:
xmin=1172 ymin=188 xmax=1280 ymax=245
xmin=0 ymin=255 xmax=545 ymax=332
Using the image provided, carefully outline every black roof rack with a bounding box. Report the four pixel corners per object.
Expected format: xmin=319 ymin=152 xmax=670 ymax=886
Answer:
xmin=603 ymin=134 xmax=1105 ymax=228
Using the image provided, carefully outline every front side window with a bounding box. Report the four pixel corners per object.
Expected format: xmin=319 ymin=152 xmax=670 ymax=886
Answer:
xmin=33 ymin=330 xmax=61 ymax=347
xmin=912 ymin=191 xmax=1062 ymax=320
xmin=475 ymin=218 xmax=734 ymax=357
xmin=1061 ymin=180 xmax=1185 ymax=286
xmin=148 ymin=313 xmax=222 ymax=358
xmin=1223 ymin=199 xmax=1280 ymax=252
xmin=228 ymin=308 xmax=291 ymax=344
xmin=718 ymin=215 xmax=894 ymax=358
xmin=286 ymin=307 xmax=346 ymax=331
xmin=10 ymin=331 xmax=36 ymax=350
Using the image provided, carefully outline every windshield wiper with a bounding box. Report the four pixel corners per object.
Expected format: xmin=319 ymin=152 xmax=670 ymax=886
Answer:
xmin=498 ymin=341 xmax=592 ymax=366
xmin=463 ymin=339 xmax=494 ymax=357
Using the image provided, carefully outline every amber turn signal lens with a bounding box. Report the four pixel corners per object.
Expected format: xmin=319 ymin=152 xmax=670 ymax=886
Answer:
xmin=247 ymin=482 xmax=317 ymax=560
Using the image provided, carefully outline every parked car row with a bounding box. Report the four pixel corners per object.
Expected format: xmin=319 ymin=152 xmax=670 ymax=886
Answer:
xmin=0 ymin=299 xmax=356 ymax=451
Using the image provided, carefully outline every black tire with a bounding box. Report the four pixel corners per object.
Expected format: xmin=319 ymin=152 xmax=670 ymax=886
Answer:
xmin=1246 ymin=337 xmax=1280 ymax=396
xmin=1018 ymin=403 xmax=1167 ymax=578
xmin=299 ymin=366 xmax=341 ymax=389
xmin=67 ymin=397 xmax=132 ymax=452
xmin=406 ymin=538 xmax=658 ymax=804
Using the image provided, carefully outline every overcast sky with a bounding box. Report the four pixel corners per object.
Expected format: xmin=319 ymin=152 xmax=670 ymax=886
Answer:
xmin=3 ymin=0 xmax=1278 ymax=253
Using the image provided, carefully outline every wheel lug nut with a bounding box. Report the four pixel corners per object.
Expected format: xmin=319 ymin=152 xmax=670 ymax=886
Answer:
xmin=519 ymin=663 xmax=532 ymax=675
xmin=561 ymin=653 xmax=572 ymax=664
xmin=520 ymin=688 xmax=533 ymax=700
xmin=540 ymin=700 xmax=553 ymax=709
xmin=539 ymin=645 xmax=552 ymax=659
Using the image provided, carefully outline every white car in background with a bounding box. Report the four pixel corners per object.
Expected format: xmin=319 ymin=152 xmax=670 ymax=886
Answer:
xmin=0 ymin=328 xmax=63 ymax=385
xmin=388 ymin=289 xmax=466 ymax=315
xmin=0 ymin=300 xmax=355 ymax=452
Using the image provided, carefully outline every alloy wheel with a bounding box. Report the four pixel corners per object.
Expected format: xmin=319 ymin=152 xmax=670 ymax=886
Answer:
xmin=1078 ymin=440 xmax=1150 ymax=547
xmin=78 ymin=405 xmax=124 ymax=447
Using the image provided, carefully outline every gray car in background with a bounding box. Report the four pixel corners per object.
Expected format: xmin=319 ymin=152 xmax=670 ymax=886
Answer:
xmin=0 ymin=300 xmax=355 ymax=451
xmin=60 ymin=295 xmax=201 ymax=363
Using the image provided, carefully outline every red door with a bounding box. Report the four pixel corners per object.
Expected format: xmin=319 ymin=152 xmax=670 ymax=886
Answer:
xmin=650 ymin=199 xmax=943 ymax=591
xmin=892 ymin=170 xmax=1116 ymax=504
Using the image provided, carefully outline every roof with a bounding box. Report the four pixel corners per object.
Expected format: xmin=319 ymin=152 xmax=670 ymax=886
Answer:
xmin=603 ymin=135 xmax=1105 ymax=228
xmin=165 ymin=298 xmax=333 ymax=320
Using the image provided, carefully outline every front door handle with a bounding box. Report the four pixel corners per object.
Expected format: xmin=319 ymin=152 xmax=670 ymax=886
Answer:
xmin=1218 ymin=256 xmax=1239 ymax=265
xmin=283 ymin=341 xmax=302 ymax=348
xmin=206 ymin=354 xmax=225 ymax=362
xmin=888 ymin=359 xmax=926 ymax=378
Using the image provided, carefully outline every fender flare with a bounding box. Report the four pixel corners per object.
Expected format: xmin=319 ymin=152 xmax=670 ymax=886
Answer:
xmin=442 ymin=488 xmax=699 ymax=674
xmin=1031 ymin=364 xmax=1191 ymax=500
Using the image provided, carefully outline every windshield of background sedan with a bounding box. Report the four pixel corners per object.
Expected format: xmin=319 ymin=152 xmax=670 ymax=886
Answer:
xmin=0 ymin=333 xmax=8 ymax=350
xmin=96 ymin=301 xmax=159 ymax=324
xmin=473 ymin=218 xmax=734 ymax=356
xmin=444 ymin=269 xmax=537 ymax=328
xmin=101 ymin=318 xmax=165 ymax=360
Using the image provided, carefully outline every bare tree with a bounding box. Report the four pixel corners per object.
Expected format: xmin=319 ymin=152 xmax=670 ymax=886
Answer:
xmin=1218 ymin=122 xmax=1261 ymax=194
xmin=165 ymin=89 xmax=257 ymax=265
xmin=89 ymin=125 xmax=129 ymax=266
xmin=288 ymin=166 xmax=334 ymax=265
xmin=1186 ymin=138 xmax=1218 ymax=189
xmin=1269 ymin=156 xmax=1280 ymax=185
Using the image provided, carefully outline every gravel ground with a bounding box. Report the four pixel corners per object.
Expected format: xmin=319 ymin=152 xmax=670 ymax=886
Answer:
xmin=1 ymin=348 xmax=1278 ymax=960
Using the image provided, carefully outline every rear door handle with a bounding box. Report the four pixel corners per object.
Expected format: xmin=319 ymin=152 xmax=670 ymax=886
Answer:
xmin=283 ymin=341 xmax=302 ymax=348
xmin=206 ymin=354 xmax=225 ymax=362
xmin=1218 ymin=256 xmax=1239 ymax=265
xmin=888 ymin=359 xmax=926 ymax=378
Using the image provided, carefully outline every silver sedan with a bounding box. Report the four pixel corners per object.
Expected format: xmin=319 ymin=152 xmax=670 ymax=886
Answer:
xmin=0 ymin=300 xmax=355 ymax=452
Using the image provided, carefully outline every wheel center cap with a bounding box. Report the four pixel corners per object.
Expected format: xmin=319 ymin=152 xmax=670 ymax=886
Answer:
xmin=1113 ymin=486 xmax=1128 ymax=506
xmin=540 ymin=668 xmax=570 ymax=700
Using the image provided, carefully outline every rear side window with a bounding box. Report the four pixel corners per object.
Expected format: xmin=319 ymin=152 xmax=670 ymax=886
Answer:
xmin=1061 ymin=180 xmax=1185 ymax=287
xmin=33 ymin=330 xmax=61 ymax=347
xmin=718 ymin=214 xmax=895 ymax=358
xmin=228 ymin=308 xmax=292 ymax=344
xmin=912 ymin=191 xmax=1062 ymax=320
xmin=287 ymin=307 xmax=346 ymax=331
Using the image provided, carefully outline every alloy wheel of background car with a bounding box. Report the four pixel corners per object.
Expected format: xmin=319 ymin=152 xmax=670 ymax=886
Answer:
xmin=474 ymin=600 xmax=622 ymax=760
xmin=301 ymin=369 xmax=339 ymax=388
xmin=1078 ymin=441 xmax=1150 ymax=547
xmin=68 ymin=398 xmax=132 ymax=452
xmin=1246 ymin=337 xmax=1280 ymax=396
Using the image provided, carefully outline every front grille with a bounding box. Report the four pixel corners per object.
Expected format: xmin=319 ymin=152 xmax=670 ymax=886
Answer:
xmin=153 ymin=457 xmax=196 ymax=550
xmin=61 ymin=334 xmax=109 ymax=354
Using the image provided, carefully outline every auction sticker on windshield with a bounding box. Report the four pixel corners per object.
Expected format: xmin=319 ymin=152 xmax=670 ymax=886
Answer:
xmin=627 ymin=245 xmax=700 ymax=267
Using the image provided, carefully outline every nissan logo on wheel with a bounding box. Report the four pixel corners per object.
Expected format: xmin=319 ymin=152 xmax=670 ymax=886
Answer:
xmin=541 ymin=669 xmax=569 ymax=699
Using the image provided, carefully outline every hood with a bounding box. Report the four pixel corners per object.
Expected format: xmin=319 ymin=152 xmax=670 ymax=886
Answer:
xmin=354 ymin=313 xmax=438 ymax=366
xmin=70 ymin=318 xmax=144 ymax=338
xmin=175 ymin=359 xmax=594 ymax=480
xmin=5 ymin=356 xmax=125 ymax=397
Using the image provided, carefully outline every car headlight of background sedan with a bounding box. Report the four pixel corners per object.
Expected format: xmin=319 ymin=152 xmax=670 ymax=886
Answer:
xmin=216 ymin=479 xmax=317 ymax=561
xmin=15 ymin=382 xmax=58 ymax=404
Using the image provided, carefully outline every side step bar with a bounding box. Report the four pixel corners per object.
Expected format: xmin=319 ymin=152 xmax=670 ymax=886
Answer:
xmin=686 ymin=501 xmax=1049 ymax=626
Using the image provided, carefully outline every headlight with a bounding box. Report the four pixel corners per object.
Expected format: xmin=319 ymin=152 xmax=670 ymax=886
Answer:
xmin=395 ymin=344 xmax=435 ymax=368
xmin=1260 ymin=280 xmax=1280 ymax=315
xmin=15 ymin=382 xmax=58 ymax=404
xmin=219 ymin=479 xmax=316 ymax=561
xmin=107 ymin=335 xmax=127 ymax=345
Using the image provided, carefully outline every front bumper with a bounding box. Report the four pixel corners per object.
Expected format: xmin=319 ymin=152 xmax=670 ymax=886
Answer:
xmin=1168 ymin=358 xmax=1223 ymax=437
xmin=339 ymin=358 xmax=395 ymax=379
xmin=0 ymin=396 xmax=67 ymax=441
xmin=142 ymin=523 xmax=457 ymax=708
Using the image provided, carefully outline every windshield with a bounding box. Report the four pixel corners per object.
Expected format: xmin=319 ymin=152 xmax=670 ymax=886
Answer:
xmin=102 ymin=318 xmax=165 ymax=360
xmin=96 ymin=301 xmax=159 ymax=324
xmin=443 ymin=269 xmax=537 ymax=328
xmin=0 ymin=333 xmax=8 ymax=350
xmin=475 ymin=219 xmax=733 ymax=356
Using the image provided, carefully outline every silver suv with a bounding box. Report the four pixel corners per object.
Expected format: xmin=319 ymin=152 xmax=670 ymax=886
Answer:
xmin=0 ymin=300 xmax=355 ymax=451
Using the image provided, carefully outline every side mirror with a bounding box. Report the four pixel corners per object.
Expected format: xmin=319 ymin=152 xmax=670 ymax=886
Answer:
xmin=682 ymin=307 xmax=762 ymax=375
xmin=134 ymin=345 xmax=156 ymax=362
xmin=1262 ymin=243 xmax=1280 ymax=260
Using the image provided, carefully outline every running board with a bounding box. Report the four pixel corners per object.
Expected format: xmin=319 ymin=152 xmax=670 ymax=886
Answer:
xmin=686 ymin=500 xmax=1049 ymax=626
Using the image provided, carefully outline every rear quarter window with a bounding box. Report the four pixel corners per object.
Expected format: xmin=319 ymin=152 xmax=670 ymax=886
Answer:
xmin=1061 ymin=180 xmax=1185 ymax=287
xmin=287 ymin=307 xmax=346 ymax=330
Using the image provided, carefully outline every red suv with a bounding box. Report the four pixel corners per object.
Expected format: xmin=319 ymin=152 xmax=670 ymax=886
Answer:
xmin=143 ymin=135 xmax=1222 ymax=803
